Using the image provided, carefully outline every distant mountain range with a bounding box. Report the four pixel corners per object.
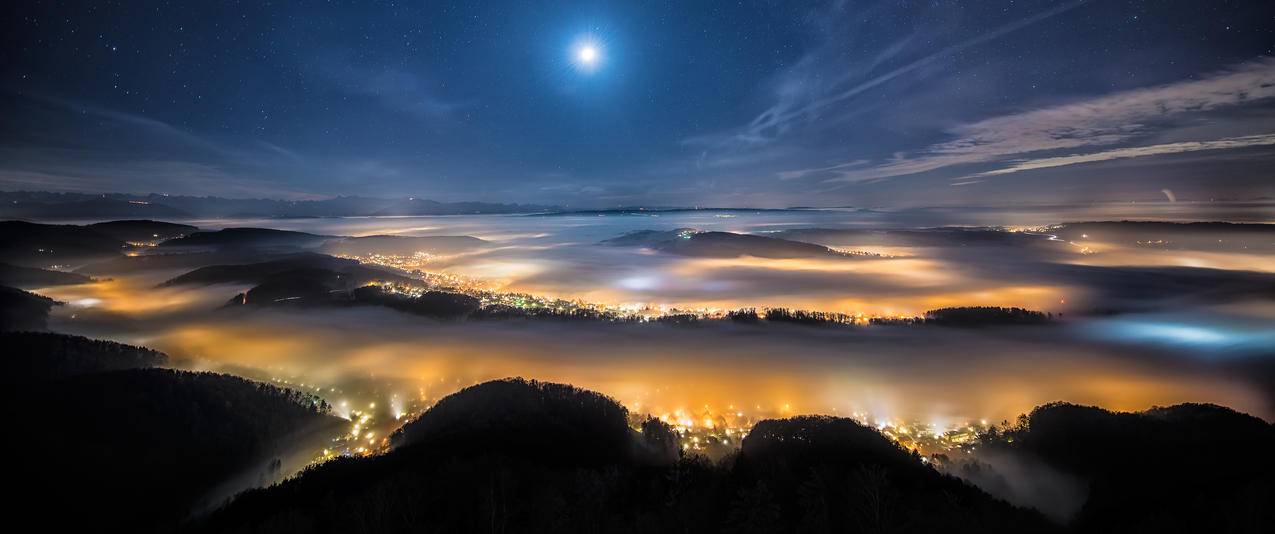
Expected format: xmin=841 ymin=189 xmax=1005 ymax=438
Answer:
xmin=0 ymin=191 xmax=560 ymax=219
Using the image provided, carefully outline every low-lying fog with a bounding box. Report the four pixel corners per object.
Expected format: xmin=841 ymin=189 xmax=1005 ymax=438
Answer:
xmin=153 ymin=204 xmax=1275 ymax=315
xmin=46 ymin=302 xmax=1270 ymax=421
xmin=33 ymin=206 xmax=1275 ymax=434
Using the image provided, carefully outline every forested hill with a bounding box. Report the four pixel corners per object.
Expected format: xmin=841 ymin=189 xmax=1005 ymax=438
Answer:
xmin=0 ymin=285 xmax=60 ymax=331
xmin=202 ymin=378 xmax=1049 ymax=533
xmin=3 ymin=331 xmax=166 ymax=380
xmin=2 ymin=332 xmax=344 ymax=532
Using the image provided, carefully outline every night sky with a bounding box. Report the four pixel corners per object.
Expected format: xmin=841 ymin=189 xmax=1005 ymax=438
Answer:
xmin=3 ymin=0 xmax=1274 ymax=207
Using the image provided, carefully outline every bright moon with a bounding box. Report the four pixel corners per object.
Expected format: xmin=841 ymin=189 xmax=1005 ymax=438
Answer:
xmin=571 ymin=40 xmax=603 ymax=71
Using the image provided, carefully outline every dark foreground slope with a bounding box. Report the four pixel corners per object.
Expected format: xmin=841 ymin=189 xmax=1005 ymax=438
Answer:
xmin=2 ymin=331 xmax=167 ymax=380
xmin=977 ymin=402 xmax=1275 ymax=533
xmin=1 ymin=332 xmax=344 ymax=532
xmin=734 ymin=417 xmax=1049 ymax=533
xmin=203 ymin=378 xmax=1048 ymax=534
xmin=0 ymin=285 xmax=60 ymax=331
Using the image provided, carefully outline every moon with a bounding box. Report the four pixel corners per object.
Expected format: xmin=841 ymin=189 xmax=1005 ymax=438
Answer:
xmin=571 ymin=40 xmax=603 ymax=71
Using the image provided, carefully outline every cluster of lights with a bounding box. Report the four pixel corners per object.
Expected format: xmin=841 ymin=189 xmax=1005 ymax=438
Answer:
xmin=643 ymin=405 xmax=757 ymax=456
xmin=332 ymin=251 xmax=445 ymax=272
xmin=265 ymin=374 xmax=441 ymax=464
xmin=267 ymin=368 xmax=1004 ymax=471
xmin=629 ymin=402 xmax=997 ymax=459
xmin=363 ymin=267 xmax=910 ymax=326
xmin=870 ymin=418 xmax=993 ymax=456
xmin=351 ymin=246 xmax=1047 ymax=326
xmin=259 ymin=253 xmax=1037 ymax=467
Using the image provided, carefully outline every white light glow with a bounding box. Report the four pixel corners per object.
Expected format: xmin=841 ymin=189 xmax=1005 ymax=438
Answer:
xmin=571 ymin=39 xmax=604 ymax=71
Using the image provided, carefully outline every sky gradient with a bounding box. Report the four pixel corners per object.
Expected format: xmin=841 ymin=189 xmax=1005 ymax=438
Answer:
xmin=3 ymin=0 xmax=1274 ymax=207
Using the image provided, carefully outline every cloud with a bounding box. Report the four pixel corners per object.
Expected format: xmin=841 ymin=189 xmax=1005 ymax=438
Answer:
xmin=777 ymin=159 xmax=868 ymax=180
xmin=26 ymin=93 xmax=230 ymax=156
xmin=751 ymin=0 xmax=1090 ymax=145
xmin=257 ymin=141 xmax=304 ymax=163
xmin=0 ymin=94 xmax=319 ymax=197
xmin=809 ymin=57 xmax=1275 ymax=183
xmin=17 ymin=93 xmax=308 ymax=167
xmin=0 ymin=147 xmax=316 ymax=198
xmin=689 ymin=0 xmax=1092 ymax=159
xmin=977 ymin=134 xmax=1275 ymax=177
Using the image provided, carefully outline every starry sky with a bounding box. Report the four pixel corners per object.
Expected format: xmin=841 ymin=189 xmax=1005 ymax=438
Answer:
xmin=3 ymin=0 xmax=1274 ymax=207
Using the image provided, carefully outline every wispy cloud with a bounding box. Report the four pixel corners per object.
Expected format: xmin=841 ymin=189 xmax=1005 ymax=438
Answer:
xmin=802 ymin=57 xmax=1275 ymax=183
xmin=689 ymin=0 xmax=1091 ymax=158
xmin=27 ymin=93 xmax=230 ymax=156
xmin=0 ymin=148 xmax=314 ymax=198
xmin=22 ymin=92 xmax=309 ymax=166
xmin=1 ymin=94 xmax=321 ymax=197
xmin=748 ymin=0 xmax=1090 ymax=146
xmin=978 ymin=134 xmax=1275 ymax=177
xmin=776 ymin=159 xmax=868 ymax=180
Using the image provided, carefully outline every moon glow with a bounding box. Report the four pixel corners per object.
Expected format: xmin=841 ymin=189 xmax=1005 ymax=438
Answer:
xmin=571 ymin=39 xmax=604 ymax=72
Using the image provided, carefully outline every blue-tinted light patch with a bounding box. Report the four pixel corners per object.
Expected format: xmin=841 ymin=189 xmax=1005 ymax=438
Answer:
xmin=1081 ymin=315 xmax=1275 ymax=358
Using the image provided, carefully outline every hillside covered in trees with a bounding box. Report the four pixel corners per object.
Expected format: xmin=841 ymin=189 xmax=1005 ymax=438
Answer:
xmin=1 ymin=333 xmax=1270 ymax=533
xmin=204 ymin=378 xmax=1051 ymax=533
xmin=975 ymin=402 xmax=1275 ymax=532
xmin=0 ymin=285 xmax=60 ymax=331
xmin=2 ymin=332 xmax=345 ymax=532
xmin=0 ymin=262 xmax=93 ymax=287
xmin=199 ymin=379 xmax=1273 ymax=534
